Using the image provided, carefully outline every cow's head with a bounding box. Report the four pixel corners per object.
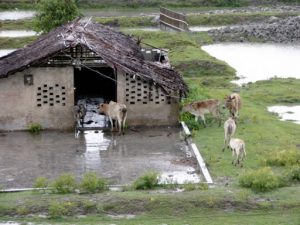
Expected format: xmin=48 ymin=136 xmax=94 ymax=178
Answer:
xmin=97 ymin=103 xmax=105 ymax=114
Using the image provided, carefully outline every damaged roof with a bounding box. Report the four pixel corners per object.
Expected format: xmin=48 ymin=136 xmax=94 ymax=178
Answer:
xmin=0 ymin=17 xmax=187 ymax=95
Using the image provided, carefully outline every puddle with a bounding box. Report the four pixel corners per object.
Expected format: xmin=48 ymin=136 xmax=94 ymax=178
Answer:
xmin=189 ymin=26 xmax=224 ymax=32
xmin=0 ymin=49 xmax=17 ymax=57
xmin=0 ymin=127 xmax=201 ymax=189
xmin=159 ymin=169 xmax=200 ymax=184
xmin=0 ymin=30 xmax=37 ymax=37
xmin=0 ymin=10 xmax=35 ymax=20
xmin=202 ymin=43 xmax=300 ymax=85
xmin=268 ymin=105 xmax=300 ymax=124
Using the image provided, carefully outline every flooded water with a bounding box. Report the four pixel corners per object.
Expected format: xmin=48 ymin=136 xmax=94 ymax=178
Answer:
xmin=0 ymin=10 xmax=35 ymax=20
xmin=0 ymin=127 xmax=200 ymax=189
xmin=189 ymin=26 xmax=224 ymax=32
xmin=0 ymin=49 xmax=16 ymax=57
xmin=268 ymin=105 xmax=300 ymax=124
xmin=202 ymin=43 xmax=300 ymax=85
xmin=0 ymin=30 xmax=37 ymax=37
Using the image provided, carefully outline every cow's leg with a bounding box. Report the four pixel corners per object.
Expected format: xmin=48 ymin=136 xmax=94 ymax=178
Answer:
xmin=109 ymin=117 xmax=114 ymax=132
xmin=117 ymin=118 xmax=122 ymax=135
xmin=122 ymin=113 xmax=127 ymax=135
xmin=200 ymin=115 xmax=206 ymax=127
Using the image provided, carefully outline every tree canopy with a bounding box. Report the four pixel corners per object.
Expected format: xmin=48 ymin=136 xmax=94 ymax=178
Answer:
xmin=34 ymin=0 xmax=80 ymax=33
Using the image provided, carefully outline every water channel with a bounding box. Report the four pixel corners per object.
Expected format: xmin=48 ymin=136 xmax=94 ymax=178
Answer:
xmin=0 ymin=10 xmax=35 ymax=20
xmin=202 ymin=43 xmax=300 ymax=124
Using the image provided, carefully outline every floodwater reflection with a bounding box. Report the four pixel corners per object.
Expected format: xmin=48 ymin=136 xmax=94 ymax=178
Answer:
xmin=0 ymin=49 xmax=16 ymax=57
xmin=0 ymin=127 xmax=200 ymax=189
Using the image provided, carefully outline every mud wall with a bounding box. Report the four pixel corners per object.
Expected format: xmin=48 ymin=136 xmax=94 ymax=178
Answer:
xmin=117 ymin=72 xmax=179 ymax=126
xmin=0 ymin=67 xmax=74 ymax=131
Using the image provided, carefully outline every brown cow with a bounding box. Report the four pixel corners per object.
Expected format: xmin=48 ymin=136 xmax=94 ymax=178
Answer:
xmin=225 ymin=93 xmax=242 ymax=119
xmin=98 ymin=101 xmax=127 ymax=134
xmin=182 ymin=99 xmax=221 ymax=127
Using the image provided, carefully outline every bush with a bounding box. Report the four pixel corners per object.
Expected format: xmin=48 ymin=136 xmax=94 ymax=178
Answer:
xmin=264 ymin=149 xmax=300 ymax=166
xmin=239 ymin=167 xmax=280 ymax=192
xmin=51 ymin=173 xmax=77 ymax=194
xmin=133 ymin=172 xmax=159 ymax=190
xmin=48 ymin=201 xmax=67 ymax=219
xmin=286 ymin=166 xmax=300 ymax=182
xmin=28 ymin=122 xmax=42 ymax=133
xmin=79 ymin=172 xmax=107 ymax=193
xmin=180 ymin=112 xmax=201 ymax=131
xmin=33 ymin=177 xmax=49 ymax=193
xmin=34 ymin=0 xmax=80 ymax=33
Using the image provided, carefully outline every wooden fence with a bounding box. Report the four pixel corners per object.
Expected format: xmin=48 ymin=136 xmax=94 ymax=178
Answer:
xmin=159 ymin=7 xmax=189 ymax=32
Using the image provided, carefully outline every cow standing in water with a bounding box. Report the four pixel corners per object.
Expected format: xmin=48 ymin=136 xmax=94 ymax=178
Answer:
xmin=225 ymin=93 xmax=242 ymax=119
xmin=98 ymin=101 xmax=127 ymax=135
xmin=182 ymin=99 xmax=221 ymax=127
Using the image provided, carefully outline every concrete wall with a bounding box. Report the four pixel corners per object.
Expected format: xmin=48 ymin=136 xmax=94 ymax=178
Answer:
xmin=117 ymin=72 xmax=179 ymax=126
xmin=0 ymin=67 xmax=74 ymax=131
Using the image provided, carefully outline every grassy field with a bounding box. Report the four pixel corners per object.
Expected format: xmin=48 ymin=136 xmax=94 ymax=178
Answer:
xmin=0 ymin=11 xmax=300 ymax=224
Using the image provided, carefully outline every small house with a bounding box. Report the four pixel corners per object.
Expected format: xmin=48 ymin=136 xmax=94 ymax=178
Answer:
xmin=0 ymin=18 xmax=187 ymax=131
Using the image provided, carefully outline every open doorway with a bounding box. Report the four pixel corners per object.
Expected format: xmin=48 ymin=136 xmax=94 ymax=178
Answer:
xmin=74 ymin=67 xmax=117 ymax=128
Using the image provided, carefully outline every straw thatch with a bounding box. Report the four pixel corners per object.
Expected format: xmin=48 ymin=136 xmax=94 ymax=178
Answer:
xmin=0 ymin=17 xmax=187 ymax=95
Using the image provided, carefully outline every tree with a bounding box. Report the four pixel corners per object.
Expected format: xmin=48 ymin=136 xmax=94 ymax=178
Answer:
xmin=34 ymin=0 xmax=80 ymax=33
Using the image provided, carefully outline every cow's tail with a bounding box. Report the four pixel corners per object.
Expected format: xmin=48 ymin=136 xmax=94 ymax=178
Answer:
xmin=227 ymin=124 xmax=233 ymax=136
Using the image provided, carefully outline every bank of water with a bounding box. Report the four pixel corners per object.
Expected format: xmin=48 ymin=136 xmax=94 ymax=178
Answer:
xmin=202 ymin=43 xmax=300 ymax=124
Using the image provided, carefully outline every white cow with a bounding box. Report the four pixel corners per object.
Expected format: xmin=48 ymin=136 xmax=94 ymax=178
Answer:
xmin=222 ymin=117 xmax=236 ymax=152
xmin=98 ymin=101 xmax=127 ymax=134
xmin=229 ymin=138 xmax=246 ymax=167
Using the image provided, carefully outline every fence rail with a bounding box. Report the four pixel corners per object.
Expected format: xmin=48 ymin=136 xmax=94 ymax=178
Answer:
xmin=159 ymin=7 xmax=189 ymax=32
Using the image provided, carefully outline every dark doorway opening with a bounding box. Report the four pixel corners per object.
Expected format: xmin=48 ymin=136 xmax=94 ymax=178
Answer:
xmin=74 ymin=67 xmax=116 ymax=102
xmin=74 ymin=67 xmax=116 ymax=129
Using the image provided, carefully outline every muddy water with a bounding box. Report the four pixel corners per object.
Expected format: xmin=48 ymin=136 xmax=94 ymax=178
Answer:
xmin=202 ymin=43 xmax=300 ymax=85
xmin=0 ymin=127 xmax=200 ymax=189
xmin=0 ymin=10 xmax=35 ymax=20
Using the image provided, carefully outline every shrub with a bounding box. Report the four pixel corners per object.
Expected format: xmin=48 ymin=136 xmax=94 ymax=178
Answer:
xmin=28 ymin=122 xmax=42 ymax=133
xmin=264 ymin=149 xmax=300 ymax=166
xmin=33 ymin=176 xmax=49 ymax=193
xmin=286 ymin=166 xmax=300 ymax=182
xmin=48 ymin=201 xmax=67 ymax=219
xmin=180 ymin=112 xmax=201 ymax=131
xmin=239 ymin=167 xmax=280 ymax=192
xmin=51 ymin=173 xmax=77 ymax=194
xmin=79 ymin=172 xmax=107 ymax=193
xmin=133 ymin=172 xmax=159 ymax=190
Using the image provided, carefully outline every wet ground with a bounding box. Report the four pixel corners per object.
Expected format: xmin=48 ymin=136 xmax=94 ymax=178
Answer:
xmin=0 ymin=126 xmax=200 ymax=189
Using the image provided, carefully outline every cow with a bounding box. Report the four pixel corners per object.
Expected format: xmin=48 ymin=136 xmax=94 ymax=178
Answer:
xmin=97 ymin=101 xmax=127 ymax=134
xmin=182 ymin=99 xmax=221 ymax=127
xmin=222 ymin=117 xmax=236 ymax=152
xmin=74 ymin=104 xmax=86 ymax=127
xmin=224 ymin=93 xmax=242 ymax=119
xmin=229 ymin=138 xmax=246 ymax=167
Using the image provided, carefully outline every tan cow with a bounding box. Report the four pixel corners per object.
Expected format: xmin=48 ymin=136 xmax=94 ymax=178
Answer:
xmin=98 ymin=101 xmax=127 ymax=134
xmin=225 ymin=93 xmax=242 ymax=119
xmin=182 ymin=99 xmax=221 ymax=127
xmin=229 ymin=138 xmax=246 ymax=167
xmin=222 ymin=117 xmax=236 ymax=152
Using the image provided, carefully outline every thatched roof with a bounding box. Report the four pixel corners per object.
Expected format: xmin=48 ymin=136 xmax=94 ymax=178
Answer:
xmin=0 ymin=18 xmax=187 ymax=95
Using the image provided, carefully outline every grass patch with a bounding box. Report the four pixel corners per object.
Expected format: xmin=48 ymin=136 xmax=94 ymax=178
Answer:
xmin=0 ymin=36 xmax=38 ymax=49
